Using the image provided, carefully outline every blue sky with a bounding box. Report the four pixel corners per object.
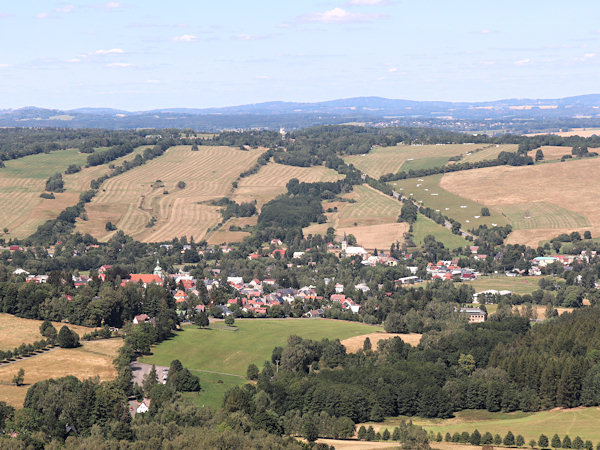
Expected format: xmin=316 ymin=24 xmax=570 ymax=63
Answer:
xmin=1 ymin=0 xmax=599 ymax=110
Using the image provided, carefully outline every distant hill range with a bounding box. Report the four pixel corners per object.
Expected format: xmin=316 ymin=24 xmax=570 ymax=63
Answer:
xmin=3 ymin=94 xmax=600 ymax=131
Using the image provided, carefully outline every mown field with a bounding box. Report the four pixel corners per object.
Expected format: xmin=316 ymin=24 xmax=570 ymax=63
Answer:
xmin=0 ymin=313 xmax=95 ymax=351
xmin=0 ymin=146 xmax=152 ymax=239
xmin=391 ymin=174 xmax=508 ymax=229
xmin=0 ymin=339 xmax=121 ymax=407
xmin=304 ymin=185 xmax=408 ymax=249
xmin=411 ymin=214 xmax=469 ymax=249
xmin=527 ymin=145 xmax=573 ymax=162
xmin=231 ymin=162 xmax=343 ymax=207
xmin=364 ymin=408 xmax=600 ymax=446
xmin=344 ymin=144 xmax=516 ymax=179
xmin=78 ymin=145 xmax=263 ymax=242
xmin=440 ymin=158 xmax=600 ymax=247
xmin=142 ymin=319 xmax=381 ymax=409
xmin=466 ymin=276 xmax=546 ymax=295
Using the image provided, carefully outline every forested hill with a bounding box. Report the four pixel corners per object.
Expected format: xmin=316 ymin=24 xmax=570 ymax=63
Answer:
xmin=3 ymin=94 xmax=600 ymax=131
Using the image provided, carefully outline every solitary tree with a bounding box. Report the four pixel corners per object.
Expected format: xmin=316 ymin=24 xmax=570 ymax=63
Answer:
xmin=363 ymin=337 xmax=372 ymax=351
xmin=194 ymin=311 xmax=209 ymax=328
xmin=481 ymin=207 xmax=491 ymax=216
xmin=536 ymin=149 xmax=544 ymax=161
xmin=12 ymin=368 xmax=24 ymax=386
xmin=224 ymin=315 xmax=235 ymax=326
xmin=246 ymin=363 xmax=259 ymax=380
xmin=57 ymin=326 xmax=79 ymax=348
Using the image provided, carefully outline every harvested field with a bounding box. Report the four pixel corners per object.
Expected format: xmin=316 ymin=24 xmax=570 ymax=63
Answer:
xmin=496 ymin=202 xmax=589 ymax=230
xmin=304 ymin=185 xmax=407 ymax=249
xmin=513 ymin=304 xmax=573 ymax=319
xmin=440 ymin=158 xmax=600 ymax=246
xmin=0 ymin=339 xmax=121 ymax=407
xmin=0 ymin=313 xmax=96 ymax=351
xmin=344 ymin=144 xmax=515 ymax=179
xmin=231 ymin=162 xmax=342 ymax=207
xmin=392 ymin=175 xmax=508 ymax=229
xmin=78 ymin=145 xmax=263 ymax=242
xmin=528 ymin=145 xmax=573 ymax=161
xmin=341 ymin=332 xmax=422 ymax=353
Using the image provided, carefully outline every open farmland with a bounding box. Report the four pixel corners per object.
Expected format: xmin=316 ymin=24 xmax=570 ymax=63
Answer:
xmin=0 ymin=313 xmax=96 ymax=351
xmin=467 ymin=276 xmax=550 ymax=296
xmin=0 ymin=339 xmax=121 ymax=407
xmin=341 ymin=332 xmax=421 ymax=353
xmin=231 ymin=162 xmax=343 ymax=207
xmin=0 ymin=146 xmax=151 ymax=239
xmin=461 ymin=144 xmax=518 ymax=163
xmin=0 ymin=149 xmax=87 ymax=238
xmin=364 ymin=408 xmax=600 ymax=445
xmin=344 ymin=144 xmax=516 ymax=179
xmin=78 ymin=145 xmax=263 ymax=242
xmin=391 ymin=174 xmax=509 ymax=229
xmin=142 ymin=319 xmax=380 ymax=409
xmin=304 ymin=185 xmax=408 ymax=249
xmin=528 ymin=145 xmax=573 ymax=161
xmin=411 ymin=214 xmax=469 ymax=249
xmin=440 ymin=158 xmax=600 ymax=247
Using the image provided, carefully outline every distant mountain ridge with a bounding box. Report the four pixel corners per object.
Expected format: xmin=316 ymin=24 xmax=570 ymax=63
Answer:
xmin=2 ymin=94 xmax=600 ymax=131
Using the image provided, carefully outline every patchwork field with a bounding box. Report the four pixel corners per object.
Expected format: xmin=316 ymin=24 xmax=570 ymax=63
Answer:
xmin=231 ymin=162 xmax=343 ymax=207
xmin=142 ymin=319 xmax=381 ymax=409
xmin=411 ymin=214 xmax=470 ymax=249
xmin=304 ymin=185 xmax=408 ymax=249
xmin=344 ymin=144 xmax=516 ymax=179
xmin=440 ymin=158 xmax=600 ymax=247
xmin=364 ymin=408 xmax=600 ymax=445
xmin=77 ymin=145 xmax=263 ymax=242
xmin=391 ymin=174 xmax=508 ymax=229
xmin=0 ymin=339 xmax=121 ymax=407
xmin=0 ymin=313 xmax=96 ymax=351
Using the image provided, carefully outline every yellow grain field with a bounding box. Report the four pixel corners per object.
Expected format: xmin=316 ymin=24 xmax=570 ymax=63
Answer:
xmin=78 ymin=146 xmax=263 ymax=242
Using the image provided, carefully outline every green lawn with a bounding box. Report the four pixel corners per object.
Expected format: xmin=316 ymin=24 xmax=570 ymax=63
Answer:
xmin=366 ymin=408 xmax=600 ymax=445
xmin=466 ymin=276 xmax=547 ymax=295
xmin=391 ymin=174 xmax=508 ymax=229
xmin=1 ymin=148 xmax=88 ymax=179
xmin=142 ymin=319 xmax=381 ymax=408
xmin=412 ymin=214 xmax=469 ymax=250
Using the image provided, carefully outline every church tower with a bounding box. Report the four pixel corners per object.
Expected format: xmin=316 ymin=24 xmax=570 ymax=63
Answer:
xmin=153 ymin=259 xmax=163 ymax=279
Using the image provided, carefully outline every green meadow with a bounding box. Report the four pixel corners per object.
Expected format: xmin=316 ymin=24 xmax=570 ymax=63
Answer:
xmin=411 ymin=214 xmax=469 ymax=250
xmin=142 ymin=319 xmax=381 ymax=409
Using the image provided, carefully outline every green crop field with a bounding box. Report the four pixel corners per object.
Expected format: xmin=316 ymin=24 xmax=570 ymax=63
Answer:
xmin=495 ymin=202 xmax=590 ymax=230
xmin=142 ymin=319 xmax=381 ymax=409
xmin=391 ymin=174 xmax=508 ymax=229
xmin=365 ymin=408 xmax=600 ymax=445
xmin=401 ymin=156 xmax=452 ymax=172
xmin=0 ymin=148 xmax=88 ymax=179
xmin=411 ymin=214 xmax=469 ymax=249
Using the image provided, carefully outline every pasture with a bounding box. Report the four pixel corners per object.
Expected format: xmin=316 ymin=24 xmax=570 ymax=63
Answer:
xmin=0 ymin=313 xmax=95 ymax=351
xmin=528 ymin=145 xmax=573 ymax=162
xmin=411 ymin=214 xmax=469 ymax=250
xmin=231 ymin=162 xmax=343 ymax=207
xmin=364 ymin=408 xmax=600 ymax=445
xmin=466 ymin=276 xmax=546 ymax=296
xmin=440 ymin=158 xmax=600 ymax=247
xmin=392 ymin=175 xmax=508 ymax=229
xmin=141 ymin=319 xmax=381 ymax=408
xmin=344 ymin=144 xmax=516 ymax=179
xmin=78 ymin=145 xmax=263 ymax=242
xmin=0 ymin=339 xmax=121 ymax=407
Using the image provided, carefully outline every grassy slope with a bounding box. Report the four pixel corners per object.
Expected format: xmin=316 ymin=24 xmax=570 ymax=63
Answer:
xmin=142 ymin=319 xmax=381 ymax=409
xmin=412 ymin=214 xmax=469 ymax=250
xmin=366 ymin=408 xmax=600 ymax=444
xmin=391 ymin=174 xmax=508 ymax=229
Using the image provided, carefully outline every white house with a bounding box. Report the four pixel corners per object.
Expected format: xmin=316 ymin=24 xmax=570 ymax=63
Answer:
xmin=136 ymin=399 xmax=151 ymax=414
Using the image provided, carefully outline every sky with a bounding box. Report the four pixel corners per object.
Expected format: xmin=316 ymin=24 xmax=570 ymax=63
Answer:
xmin=1 ymin=0 xmax=599 ymax=110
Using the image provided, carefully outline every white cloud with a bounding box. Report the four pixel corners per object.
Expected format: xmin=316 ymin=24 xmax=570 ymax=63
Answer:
xmin=55 ymin=5 xmax=74 ymax=13
xmin=173 ymin=34 xmax=197 ymax=42
xmin=303 ymin=7 xmax=380 ymax=24
xmin=255 ymin=75 xmax=271 ymax=80
xmin=0 ymin=13 xmax=14 ymax=19
xmin=388 ymin=67 xmax=398 ymax=73
xmin=514 ymin=58 xmax=530 ymax=65
xmin=35 ymin=12 xmax=50 ymax=19
xmin=146 ymin=79 xmax=160 ymax=84
xmin=236 ymin=34 xmax=263 ymax=41
xmin=94 ymin=48 xmax=124 ymax=55
xmin=103 ymin=2 xmax=122 ymax=9
xmin=67 ymin=58 xmax=82 ymax=63
xmin=106 ymin=62 xmax=133 ymax=67
xmin=584 ymin=52 xmax=596 ymax=58
xmin=0 ymin=63 xmax=12 ymax=68
xmin=480 ymin=29 xmax=491 ymax=34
